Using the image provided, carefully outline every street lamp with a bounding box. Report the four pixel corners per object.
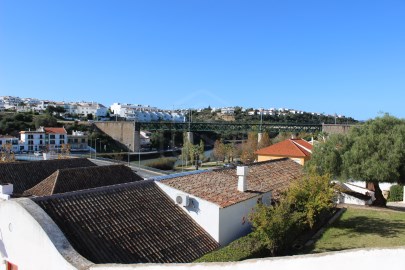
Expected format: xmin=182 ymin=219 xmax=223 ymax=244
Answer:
xmin=128 ymin=144 xmax=131 ymax=166
xmin=95 ymin=138 xmax=99 ymax=159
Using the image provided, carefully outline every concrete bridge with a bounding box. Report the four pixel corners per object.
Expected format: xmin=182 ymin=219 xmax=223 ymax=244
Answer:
xmin=94 ymin=121 xmax=324 ymax=151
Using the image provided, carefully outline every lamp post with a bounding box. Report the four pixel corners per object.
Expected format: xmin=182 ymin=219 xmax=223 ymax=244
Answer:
xmin=128 ymin=144 xmax=131 ymax=166
xmin=95 ymin=138 xmax=99 ymax=160
xmin=90 ymin=137 xmax=92 ymax=159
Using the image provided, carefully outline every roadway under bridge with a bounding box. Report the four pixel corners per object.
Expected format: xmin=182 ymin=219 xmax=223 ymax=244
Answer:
xmin=94 ymin=121 xmax=323 ymax=152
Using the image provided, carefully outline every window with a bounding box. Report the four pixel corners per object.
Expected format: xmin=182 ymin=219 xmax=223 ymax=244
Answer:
xmin=50 ymin=140 xmax=55 ymax=145
xmin=28 ymin=134 xmax=34 ymax=139
xmin=60 ymin=140 xmax=65 ymax=144
xmin=39 ymin=140 xmax=43 ymax=145
xmin=50 ymin=135 xmax=55 ymax=139
xmin=0 ymin=141 xmax=2 ymax=145
xmin=28 ymin=140 xmax=34 ymax=145
xmin=81 ymin=138 xmax=86 ymax=143
xmin=60 ymin=135 xmax=65 ymax=139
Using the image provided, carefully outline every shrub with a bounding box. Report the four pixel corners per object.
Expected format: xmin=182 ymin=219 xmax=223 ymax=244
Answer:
xmin=195 ymin=233 xmax=266 ymax=262
xmin=250 ymin=200 xmax=305 ymax=256
xmin=250 ymin=169 xmax=335 ymax=256
xmin=388 ymin=185 xmax=404 ymax=202
xmin=145 ymin=157 xmax=177 ymax=170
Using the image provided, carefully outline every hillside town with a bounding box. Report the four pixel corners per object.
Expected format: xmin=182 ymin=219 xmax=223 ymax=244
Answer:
xmin=0 ymin=95 xmax=351 ymax=123
xmin=1 ymin=108 xmax=405 ymax=269
xmin=2 ymin=1 xmax=405 ymax=269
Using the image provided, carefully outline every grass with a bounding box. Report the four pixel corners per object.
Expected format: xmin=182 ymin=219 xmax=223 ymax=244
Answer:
xmin=306 ymin=207 xmax=405 ymax=253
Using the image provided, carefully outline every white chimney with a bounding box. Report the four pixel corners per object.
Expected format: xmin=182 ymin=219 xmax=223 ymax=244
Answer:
xmin=237 ymin=166 xmax=249 ymax=192
xmin=0 ymin=184 xmax=13 ymax=200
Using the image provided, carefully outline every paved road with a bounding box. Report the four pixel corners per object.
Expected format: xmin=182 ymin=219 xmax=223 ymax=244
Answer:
xmin=89 ymin=158 xmax=166 ymax=179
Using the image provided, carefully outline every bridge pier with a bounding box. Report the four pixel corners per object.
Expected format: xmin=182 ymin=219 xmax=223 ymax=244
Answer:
xmin=133 ymin=129 xmax=141 ymax=152
xmin=258 ymin=132 xmax=263 ymax=144
xmin=186 ymin=132 xmax=194 ymax=144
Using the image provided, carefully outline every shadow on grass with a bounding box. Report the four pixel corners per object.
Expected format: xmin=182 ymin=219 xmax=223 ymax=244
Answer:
xmin=335 ymin=216 xmax=405 ymax=238
xmin=298 ymin=214 xmax=405 ymax=254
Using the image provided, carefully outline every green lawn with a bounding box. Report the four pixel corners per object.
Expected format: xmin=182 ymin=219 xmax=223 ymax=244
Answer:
xmin=308 ymin=207 xmax=405 ymax=253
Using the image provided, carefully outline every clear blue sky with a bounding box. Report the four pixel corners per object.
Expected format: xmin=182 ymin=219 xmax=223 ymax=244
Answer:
xmin=1 ymin=0 xmax=404 ymax=120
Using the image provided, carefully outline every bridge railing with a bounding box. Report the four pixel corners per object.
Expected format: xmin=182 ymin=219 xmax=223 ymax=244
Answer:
xmin=136 ymin=121 xmax=322 ymax=133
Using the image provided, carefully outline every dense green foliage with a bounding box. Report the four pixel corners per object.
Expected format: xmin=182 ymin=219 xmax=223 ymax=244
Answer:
xmin=250 ymin=171 xmax=334 ymax=256
xmin=195 ymin=234 xmax=266 ymax=262
xmin=307 ymin=114 xmax=405 ymax=206
xmin=188 ymin=107 xmax=357 ymax=124
xmin=0 ymin=113 xmax=35 ymax=137
xmin=388 ymin=185 xmax=404 ymax=202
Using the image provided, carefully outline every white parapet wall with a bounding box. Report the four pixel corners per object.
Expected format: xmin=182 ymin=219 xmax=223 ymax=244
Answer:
xmin=0 ymin=199 xmax=92 ymax=270
xmin=90 ymin=248 xmax=405 ymax=270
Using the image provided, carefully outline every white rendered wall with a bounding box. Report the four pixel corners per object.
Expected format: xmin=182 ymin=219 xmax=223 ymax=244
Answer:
xmin=155 ymin=182 xmax=221 ymax=243
xmin=90 ymin=248 xmax=405 ymax=270
xmin=336 ymin=193 xmax=371 ymax=206
xmin=156 ymin=182 xmax=270 ymax=246
xmin=218 ymin=192 xmax=271 ymax=246
xmin=350 ymin=181 xmax=394 ymax=193
xmin=0 ymin=199 xmax=92 ymax=270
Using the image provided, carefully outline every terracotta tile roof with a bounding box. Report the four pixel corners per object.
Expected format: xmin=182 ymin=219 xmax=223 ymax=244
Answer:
xmin=255 ymin=139 xmax=313 ymax=158
xmin=33 ymin=180 xmax=219 ymax=263
xmin=23 ymin=165 xmax=143 ymax=197
xmin=44 ymin=127 xmax=67 ymax=134
xmin=0 ymin=158 xmax=97 ymax=195
xmin=160 ymin=158 xmax=303 ymax=207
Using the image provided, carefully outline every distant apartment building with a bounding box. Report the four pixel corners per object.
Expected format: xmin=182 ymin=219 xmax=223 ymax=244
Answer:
xmin=67 ymin=130 xmax=89 ymax=151
xmin=72 ymin=102 xmax=108 ymax=118
xmin=111 ymin=103 xmax=185 ymax=122
xmin=20 ymin=127 xmax=67 ymax=152
xmin=0 ymin=135 xmax=20 ymax=152
xmin=0 ymin=96 xmax=22 ymax=110
xmin=220 ymin=107 xmax=235 ymax=115
xmin=0 ymin=100 xmax=5 ymax=111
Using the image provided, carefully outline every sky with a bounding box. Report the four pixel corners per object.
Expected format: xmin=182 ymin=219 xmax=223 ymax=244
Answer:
xmin=1 ymin=0 xmax=404 ymax=120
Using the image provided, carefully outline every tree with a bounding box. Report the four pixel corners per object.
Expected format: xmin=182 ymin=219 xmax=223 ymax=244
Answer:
xmin=240 ymin=132 xmax=258 ymax=164
xmin=213 ymin=140 xmax=226 ymax=162
xmin=258 ymin=132 xmax=271 ymax=149
xmin=307 ymin=114 xmax=405 ymax=206
xmin=34 ymin=114 xmax=58 ymax=129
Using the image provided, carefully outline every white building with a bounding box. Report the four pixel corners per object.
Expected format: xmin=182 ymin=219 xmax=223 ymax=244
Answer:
xmin=73 ymin=102 xmax=108 ymax=118
xmin=0 ymin=100 xmax=5 ymax=111
xmin=110 ymin=103 xmax=185 ymax=122
xmin=156 ymin=158 xmax=303 ymax=246
xmin=67 ymin=131 xmax=89 ymax=151
xmin=0 ymin=135 xmax=20 ymax=152
xmin=220 ymin=107 xmax=235 ymax=115
xmin=0 ymin=96 xmax=22 ymax=110
xmin=20 ymin=127 xmax=67 ymax=152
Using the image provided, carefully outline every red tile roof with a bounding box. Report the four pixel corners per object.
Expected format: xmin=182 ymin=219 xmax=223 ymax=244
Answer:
xmin=44 ymin=127 xmax=67 ymax=134
xmin=255 ymin=139 xmax=313 ymax=158
xmin=160 ymin=158 xmax=303 ymax=208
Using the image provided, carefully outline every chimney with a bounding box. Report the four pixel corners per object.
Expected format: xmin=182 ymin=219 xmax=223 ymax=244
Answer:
xmin=0 ymin=183 xmax=13 ymax=200
xmin=237 ymin=166 xmax=249 ymax=192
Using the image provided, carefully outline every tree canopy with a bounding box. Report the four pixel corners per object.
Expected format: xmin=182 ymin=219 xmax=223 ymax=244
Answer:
xmin=307 ymin=114 xmax=405 ymax=205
